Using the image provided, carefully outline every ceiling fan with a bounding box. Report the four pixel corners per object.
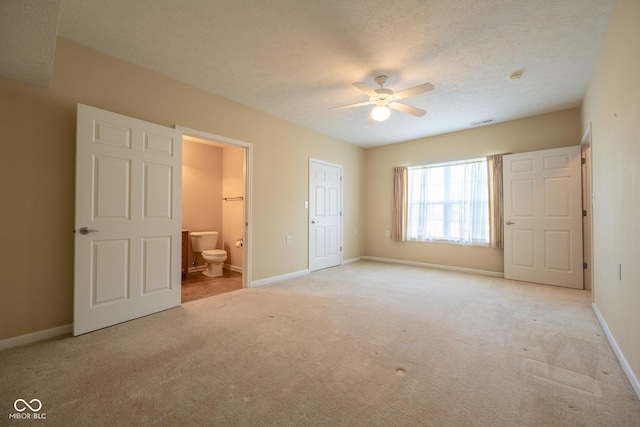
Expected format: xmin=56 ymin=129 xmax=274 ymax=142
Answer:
xmin=331 ymin=75 xmax=435 ymax=122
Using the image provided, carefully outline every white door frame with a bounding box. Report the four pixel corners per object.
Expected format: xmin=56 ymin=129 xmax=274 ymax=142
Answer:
xmin=581 ymin=124 xmax=594 ymax=293
xmin=308 ymin=158 xmax=343 ymax=272
xmin=176 ymin=126 xmax=252 ymax=288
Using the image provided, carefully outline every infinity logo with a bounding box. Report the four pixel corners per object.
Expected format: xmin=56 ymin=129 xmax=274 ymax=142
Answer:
xmin=14 ymin=398 xmax=42 ymax=412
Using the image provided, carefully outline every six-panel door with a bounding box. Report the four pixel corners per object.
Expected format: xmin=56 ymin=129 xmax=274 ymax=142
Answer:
xmin=74 ymin=104 xmax=182 ymax=335
xmin=503 ymin=146 xmax=583 ymax=289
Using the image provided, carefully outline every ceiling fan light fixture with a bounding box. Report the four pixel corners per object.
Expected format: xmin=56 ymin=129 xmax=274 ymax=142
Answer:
xmin=330 ymin=76 xmax=433 ymax=122
xmin=371 ymin=105 xmax=391 ymax=122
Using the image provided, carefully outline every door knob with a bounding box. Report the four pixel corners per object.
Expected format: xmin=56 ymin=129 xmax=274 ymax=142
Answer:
xmin=311 ymin=220 xmax=317 ymax=224
xmin=505 ymin=221 xmax=515 ymax=225
xmin=79 ymin=227 xmax=100 ymax=235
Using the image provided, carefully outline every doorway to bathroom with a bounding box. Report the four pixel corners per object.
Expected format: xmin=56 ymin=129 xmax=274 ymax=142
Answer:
xmin=178 ymin=126 xmax=252 ymax=303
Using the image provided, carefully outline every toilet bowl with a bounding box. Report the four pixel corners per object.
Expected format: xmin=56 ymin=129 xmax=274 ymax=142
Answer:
xmin=190 ymin=231 xmax=228 ymax=278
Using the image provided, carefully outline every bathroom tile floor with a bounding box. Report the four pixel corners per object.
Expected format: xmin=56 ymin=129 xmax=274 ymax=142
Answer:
xmin=181 ymin=269 xmax=243 ymax=303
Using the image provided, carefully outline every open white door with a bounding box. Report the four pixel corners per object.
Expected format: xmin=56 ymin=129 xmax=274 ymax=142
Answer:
xmin=503 ymin=146 xmax=583 ymax=289
xmin=74 ymin=104 xmax=182 ymax=335
xmin=309 ymin=159 xmax=342 ymax=272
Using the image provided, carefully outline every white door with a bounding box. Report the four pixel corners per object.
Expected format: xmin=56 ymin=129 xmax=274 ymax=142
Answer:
xmin=309 ymin=159 xmax=342 ymax=272
xmin=74 ymin=104 xmax=182 ymax=335
xmin=503 ymin=146 xmax=583 ymax=289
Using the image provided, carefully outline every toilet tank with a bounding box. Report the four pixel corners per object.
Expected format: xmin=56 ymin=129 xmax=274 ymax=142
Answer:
xmin=190 ymin=231 xmax=218 ymax=252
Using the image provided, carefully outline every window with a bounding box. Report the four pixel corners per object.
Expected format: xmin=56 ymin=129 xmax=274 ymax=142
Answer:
xmin=407 ymin=158 xmax=489 ymax=245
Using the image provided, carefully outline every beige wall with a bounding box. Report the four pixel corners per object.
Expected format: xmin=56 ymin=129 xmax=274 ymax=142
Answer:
xmin=364 ymin=108 xmax=581 ymax=272
xmin=0 ymin=38 xmax=366 ymax=340
xmin=182 ymin=140 xmax=223 ymax=267
xmin=581 ymin=0 xmax=640 ymax=387
xmin=222 ymin=145 xmax=246 ymax=269
xmin=182 ymin=140 xmax=245 ymax=270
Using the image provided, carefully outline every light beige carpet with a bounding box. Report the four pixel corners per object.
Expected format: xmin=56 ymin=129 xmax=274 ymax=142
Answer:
xmin=1 ymin=261 xmax=639 ymax=426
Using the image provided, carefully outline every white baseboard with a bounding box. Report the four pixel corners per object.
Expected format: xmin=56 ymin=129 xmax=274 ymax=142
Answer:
xmin=592 ymin=303 xmax=640 ymax=399
xmin=188 ymin=264 xmax=242 ymax=274
xmin=224 ymin=263 xmax=243 ymax=273
xmin=250 ymin=259 xmax=363 ymax=287
xmin=250 ymin=269 xmax=310 ymax=288
xmin=361 ymin=256 xmax=504 ymax=278
xmin=0 ymin=324 xmax=72 ymax=351
xmin=188 ymin=265 xmax=205 ymax=273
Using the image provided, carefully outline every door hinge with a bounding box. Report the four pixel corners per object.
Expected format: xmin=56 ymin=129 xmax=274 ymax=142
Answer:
xmin=340 ymin=246 xmax=342 ymax=252
xmin=583 ymin=262 xmax=588 ymax=269
xmin=340 ymin=211 xmax=342 ymax=216
xmin=340 ymin=176 xmax=343 ymax=182
xmin=583 ymin=210 xmax=587 ymax=217
xmin=581 ymin=157 xmax=586 ymax=165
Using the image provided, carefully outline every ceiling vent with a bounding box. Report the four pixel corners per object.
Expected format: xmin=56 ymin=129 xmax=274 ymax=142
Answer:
xmin=471 ymin=118 xmax=495 ymax=126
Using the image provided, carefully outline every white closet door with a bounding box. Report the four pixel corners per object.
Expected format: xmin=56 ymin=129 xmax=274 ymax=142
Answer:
xmin=503 ymin=146 xmax=583 ymax=289
xmin=309 ymin=159 xmax=342 ymax=272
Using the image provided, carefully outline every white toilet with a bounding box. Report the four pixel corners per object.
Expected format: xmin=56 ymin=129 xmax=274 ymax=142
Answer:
xmin=190 ymin=231 xmax=228 ymax=278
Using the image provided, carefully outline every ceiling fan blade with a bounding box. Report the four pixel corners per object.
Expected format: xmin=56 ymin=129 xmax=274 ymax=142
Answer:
xmin=393 ymin=83 xmax=435 ymax=100
xmin=353 ymin=82 xmax=378 ymax=97
xmin=329 ymin=101 xmax=372 ymax=110
xmin=389 ymin=102 xmax=427 ymax=117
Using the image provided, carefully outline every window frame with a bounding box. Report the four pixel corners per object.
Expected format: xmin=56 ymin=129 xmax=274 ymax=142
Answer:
xmin=406 ymin=157 xmax=490 ymax=246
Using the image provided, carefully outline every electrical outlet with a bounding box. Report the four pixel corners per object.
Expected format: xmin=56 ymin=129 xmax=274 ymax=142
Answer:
xmin=286 ymin=235 xmax=292 ymax=244
xmin=354 ymin=230 xmax=358 ymax=236
xmin=385 ymin=230 xmax=390 ymax=237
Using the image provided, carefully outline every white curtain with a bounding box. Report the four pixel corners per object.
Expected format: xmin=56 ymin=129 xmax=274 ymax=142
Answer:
xmin=407 ymin=160 xmax=489 ymax=245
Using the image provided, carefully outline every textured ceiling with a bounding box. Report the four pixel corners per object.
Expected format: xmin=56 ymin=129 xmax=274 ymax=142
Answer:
xmin=0 ymin=0 xmax=60 ymax=87
xmin=2 ymin=1 xmax=615 ymax=147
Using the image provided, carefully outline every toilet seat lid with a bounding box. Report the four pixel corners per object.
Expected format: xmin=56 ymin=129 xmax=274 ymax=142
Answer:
xmin=202 ymin=249 xmax=227 ymax=256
